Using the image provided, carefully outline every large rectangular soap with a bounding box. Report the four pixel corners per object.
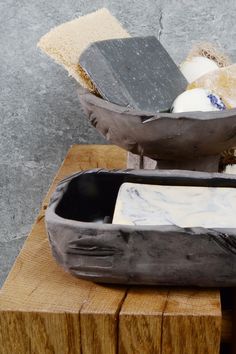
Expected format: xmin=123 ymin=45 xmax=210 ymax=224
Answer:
xmin=79 ymin=36 xmax=188 ymax=112
xmin=112 ymin=182 xmax=236 ymax=228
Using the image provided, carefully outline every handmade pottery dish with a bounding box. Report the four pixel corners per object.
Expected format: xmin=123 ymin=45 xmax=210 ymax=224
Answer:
xmin=46 ymin=168 xmax=236 ymax=287
xmin=78 ymin=87 xmax=236 ymax=172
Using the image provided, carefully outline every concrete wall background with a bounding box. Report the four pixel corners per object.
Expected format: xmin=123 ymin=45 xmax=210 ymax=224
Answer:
xmin=1 ymin=0 xmax=236 ymax=286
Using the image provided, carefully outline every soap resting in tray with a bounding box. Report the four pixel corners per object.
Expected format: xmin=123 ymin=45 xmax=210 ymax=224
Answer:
xmin=112 ymin=182 xmax=236 ymax=228
xmin=45 ymin=168 xmax=236 ymax=287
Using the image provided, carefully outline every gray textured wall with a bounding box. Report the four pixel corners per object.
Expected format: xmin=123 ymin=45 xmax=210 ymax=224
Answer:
xmin=1 ymin=0 xmax=236 ymax=287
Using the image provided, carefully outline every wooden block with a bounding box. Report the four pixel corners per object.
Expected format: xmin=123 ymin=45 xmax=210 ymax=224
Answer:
xmin=0 ymin=216 xmax=89 ymax=354
xmin=0 ymin=311 xmax=80 ymax=354
xmin=80 ymin=285 xmax=126 ymax=354
xmin=0 ymin=145 xmax=127 ymax=354
xmin=119 ymin=288 xmax=168 ymax=354
xmin=161 ymin=289 xmax=221 ymax=354
xmin=119 ymin=287 xmax=222 ymax=354
xmin=0 ymin=145 xmax=227 ymax=354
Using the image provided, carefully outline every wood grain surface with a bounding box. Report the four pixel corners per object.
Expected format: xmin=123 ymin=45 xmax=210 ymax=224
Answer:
xmin=0 ymin=145 xmax=127 ymax=354
xmin=119 ymin=288 xmax=168 ymax=354
xmin=0 ymin=145 xmax=229 ymax=354
xmin=161 ymin=289 xmax=221 ymax=354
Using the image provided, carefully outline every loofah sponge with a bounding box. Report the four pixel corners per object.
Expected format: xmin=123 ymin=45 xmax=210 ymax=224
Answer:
xmin=37 ymin=8 xmax=130 ymax=91
xmin=186 ymin=42 xmax=231 ymax=68
xmin=188 ymin=64 xmax=236 ymax=109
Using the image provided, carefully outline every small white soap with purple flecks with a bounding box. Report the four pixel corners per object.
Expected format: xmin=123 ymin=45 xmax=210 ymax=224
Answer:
xmin=112 ymin=182 xmax=236 ymax=228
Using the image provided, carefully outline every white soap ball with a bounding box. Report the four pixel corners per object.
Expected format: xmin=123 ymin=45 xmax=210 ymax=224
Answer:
xmin=171 ymin=88 xmax=226 ymax=113
xmin=180 ymin=56 xmax=219 ymax=83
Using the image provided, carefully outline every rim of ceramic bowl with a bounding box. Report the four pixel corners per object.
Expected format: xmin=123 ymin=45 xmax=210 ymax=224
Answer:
xmin=78 ymin=86 xmax=236 ymax=121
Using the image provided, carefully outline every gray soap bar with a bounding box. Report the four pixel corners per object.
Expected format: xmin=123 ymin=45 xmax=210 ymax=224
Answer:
xmin=79 ymin=36 xmax=188 ymax=112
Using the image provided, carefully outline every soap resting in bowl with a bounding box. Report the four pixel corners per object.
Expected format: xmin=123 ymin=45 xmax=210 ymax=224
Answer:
xmin=46 ymin=168 xmax=236 ymax=286
xmin=78 ymin=87 xmax=236 ymax=172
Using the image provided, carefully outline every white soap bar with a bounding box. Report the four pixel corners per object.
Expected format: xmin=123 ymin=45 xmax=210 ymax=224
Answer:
xmin=180 ymin=56 xmax=218 ymax=83
xmin=112 ymin=182 xmax=236 ymax=228
xmin=171 ymin=88 xmax=226 ymax=113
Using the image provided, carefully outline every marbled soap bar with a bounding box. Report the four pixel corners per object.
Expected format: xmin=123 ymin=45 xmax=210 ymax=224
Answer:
xmin=112 ymin=182 xmax=236 ymax=228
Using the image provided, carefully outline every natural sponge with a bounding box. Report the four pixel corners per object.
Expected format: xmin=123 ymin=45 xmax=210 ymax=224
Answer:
xmin=186 ymin=42 xmax=231 ymax=68
xmin=37 ymin=8 xmax=130 ymax=90
xmin=188 ymin=64 xmax=236 ymax=109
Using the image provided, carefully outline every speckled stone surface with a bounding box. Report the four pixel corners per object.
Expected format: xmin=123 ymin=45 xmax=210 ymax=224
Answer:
xmin=1 ymin=0 xmax=236 ymax=287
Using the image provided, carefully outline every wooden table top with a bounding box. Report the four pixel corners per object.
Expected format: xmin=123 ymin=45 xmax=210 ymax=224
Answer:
xmin=0 ymin=145 xmax=231 ymax=354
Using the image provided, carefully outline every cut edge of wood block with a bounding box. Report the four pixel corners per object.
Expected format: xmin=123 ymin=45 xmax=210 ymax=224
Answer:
xmin=119 ymin=287 xmax=169 ymax=354
xmin=161 ymin=289 xmax=222 ymax=354
xmin=80 ymin=284 xmax=128 ymax=354
xmin=0 ymin=145 xmax=128 ymax=311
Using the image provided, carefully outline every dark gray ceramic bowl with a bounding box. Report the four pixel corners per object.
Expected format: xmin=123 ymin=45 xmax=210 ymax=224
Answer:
xmin=45 ymin=168 xmax=236 ymax=287
xmin=78 ymin=87 xmax=236 ymax=171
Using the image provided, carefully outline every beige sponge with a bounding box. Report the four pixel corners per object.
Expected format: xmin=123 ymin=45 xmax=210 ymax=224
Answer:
xmin=186 ymin=42 xmax=231 ymax=68
xmin=38 ymin=8 xmax=130 ymax=90
xmin=188 ymin=64 xmax=236 ymax=109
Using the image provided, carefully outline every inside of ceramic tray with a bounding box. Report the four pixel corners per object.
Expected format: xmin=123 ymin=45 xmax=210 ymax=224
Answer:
xmin=55 ymin=171 xmax=236 ymax=227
